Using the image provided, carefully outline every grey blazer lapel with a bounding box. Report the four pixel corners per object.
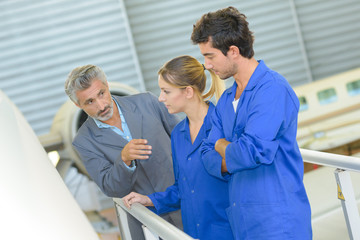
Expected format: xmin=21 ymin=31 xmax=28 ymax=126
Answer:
xmin=115 ymin=96 xmax=143 ymax=140
xmin=87 ymin=117 xmax=129 ymax=148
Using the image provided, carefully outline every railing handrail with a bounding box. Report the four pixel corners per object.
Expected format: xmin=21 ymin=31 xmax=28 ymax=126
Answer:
xmin=113 ymin=198 xmax=195 ymax=240
xmin=300 ymin=148 xmax=360 ymax=172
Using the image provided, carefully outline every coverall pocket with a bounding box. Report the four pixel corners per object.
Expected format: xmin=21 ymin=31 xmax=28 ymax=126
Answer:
xmin=207 ymin=223 xmax=234 ymax=240
xmin=241 ymin=203 xmax=287 ymax=240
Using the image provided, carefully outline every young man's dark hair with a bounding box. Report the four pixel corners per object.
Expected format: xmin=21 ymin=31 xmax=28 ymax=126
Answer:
xmin=191 ymin=6 xmax=255 ymax=58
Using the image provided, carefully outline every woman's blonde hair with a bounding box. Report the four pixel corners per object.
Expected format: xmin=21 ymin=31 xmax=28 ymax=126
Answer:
xmin=158 ymin=55 xmax=225 ymax=101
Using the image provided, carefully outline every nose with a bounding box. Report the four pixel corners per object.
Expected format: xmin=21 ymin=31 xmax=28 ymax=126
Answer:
xmin=97 ymin=99 xmax=107 ymax=110
xmin=158 ymin=92 xmax=165 ymax=102
xmin=204 ymin=59 xmax=213 ymax=70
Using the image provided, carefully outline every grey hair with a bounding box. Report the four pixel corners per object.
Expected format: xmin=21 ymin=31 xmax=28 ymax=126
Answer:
xmin=64 ymin=65 xmax=107 ymax=104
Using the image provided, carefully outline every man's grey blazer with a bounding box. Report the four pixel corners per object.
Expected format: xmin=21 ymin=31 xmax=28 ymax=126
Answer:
xmin=73 ymin=92 xmax=180 ymax=198
xmin=72 ymin=92 xmax=182 ymax=239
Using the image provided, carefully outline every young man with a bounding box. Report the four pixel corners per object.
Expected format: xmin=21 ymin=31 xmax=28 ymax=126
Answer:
xmin=192 ymin=7 xmax=312 ymax=240
xmin=64 ymin=64 xmax=182 ymax=240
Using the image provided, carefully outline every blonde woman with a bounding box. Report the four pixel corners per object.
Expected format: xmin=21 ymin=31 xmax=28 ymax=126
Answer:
xmin=123 ymin=55 xmax=233 ymax=240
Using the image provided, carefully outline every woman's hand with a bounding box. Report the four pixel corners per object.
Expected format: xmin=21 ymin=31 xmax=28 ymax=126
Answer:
xmin=123 ymin=192 xmax=154 ymax=209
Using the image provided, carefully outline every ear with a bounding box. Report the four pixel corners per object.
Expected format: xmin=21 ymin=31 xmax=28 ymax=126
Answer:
xmin=184 ymin=86 xmax=195 ymax=99
xmin=228 ymin=45 xmax=240 ymax=57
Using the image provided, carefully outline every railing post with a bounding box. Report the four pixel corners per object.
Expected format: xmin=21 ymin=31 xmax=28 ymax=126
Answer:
xmin=114 ymin=201 xmax=161 ymax=240
xmin=334 ymin=169 xmax=360 ymax=240
xmin=114 ymin=201 xmax=132 ymax=240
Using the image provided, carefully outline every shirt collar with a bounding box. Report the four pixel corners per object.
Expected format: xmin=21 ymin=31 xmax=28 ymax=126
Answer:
xmin=227 ymin=60 xmax=268 ymax=95
xmin=179 ymin=101 xmax=215 ymax=132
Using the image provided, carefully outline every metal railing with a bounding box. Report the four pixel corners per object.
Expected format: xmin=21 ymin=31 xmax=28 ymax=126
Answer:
xmin=300 ymin=148 xmax=360 ymax=172
xmin=113 ymin=148 xmax=360 ymax=240
xmin=113 ymin=198 xmax=195 ymax=240
xmin=300 ymin=148 xmax=360 ymax=240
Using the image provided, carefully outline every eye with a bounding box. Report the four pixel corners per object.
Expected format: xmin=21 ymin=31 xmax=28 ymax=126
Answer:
xmin=164 ymin=90 xmax=170 ymax=94
xmin=205 ymin=54 xmax=215 ymax=60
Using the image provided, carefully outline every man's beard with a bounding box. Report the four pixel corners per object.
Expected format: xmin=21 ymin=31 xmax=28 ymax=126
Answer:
xmin=95 ymin=103 xmax=114 ymax=122
xmin=217 ymin=63 xmax=237 ymax=80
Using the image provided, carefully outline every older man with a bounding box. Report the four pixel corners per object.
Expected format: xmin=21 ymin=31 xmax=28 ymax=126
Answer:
xmin=64 ymin=64 xmax=182 ymax=240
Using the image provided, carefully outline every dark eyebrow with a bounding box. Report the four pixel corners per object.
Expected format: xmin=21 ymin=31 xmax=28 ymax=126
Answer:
xmin=203 ymin=53 xmax=214 ymax=57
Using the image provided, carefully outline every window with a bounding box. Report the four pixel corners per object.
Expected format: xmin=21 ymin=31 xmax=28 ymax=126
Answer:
xmin=346 ymin=79 xmax=360 ymax=96
xmin=299 ymin=96 xmax=309 ymax=111
xmin=317 ymin=88 xmax=337 ymax=105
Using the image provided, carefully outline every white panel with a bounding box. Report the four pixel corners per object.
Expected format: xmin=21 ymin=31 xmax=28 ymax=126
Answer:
xmin=0 ymin=0 xmax=143 ymax=135
xmin=0 ymin=89 xmax=99 ymax=239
